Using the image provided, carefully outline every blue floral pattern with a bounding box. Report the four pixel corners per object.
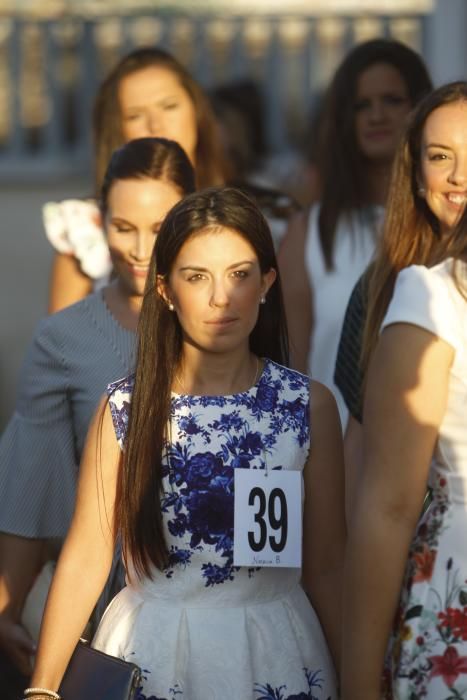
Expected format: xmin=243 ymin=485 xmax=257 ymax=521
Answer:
xmin=108 ymin=360 xmax=310 ymax=588
xmin=254 ymin=668 xmax=331 ymax=700
xmin=132 ymin=666 xmax=328 ymax=700
xmin=96 ymin=360 xmax=337 ymax=698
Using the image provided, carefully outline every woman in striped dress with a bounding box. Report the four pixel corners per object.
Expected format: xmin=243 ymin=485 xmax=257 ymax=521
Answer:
xmin=0 ymin=137 xmax=195 ymax=681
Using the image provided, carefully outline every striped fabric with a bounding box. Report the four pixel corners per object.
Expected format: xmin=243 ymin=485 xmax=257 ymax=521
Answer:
xmin=0 ymin=292 xmax=135 ymax=538
xmin=333 ymin=270 xmax=369 ymax=424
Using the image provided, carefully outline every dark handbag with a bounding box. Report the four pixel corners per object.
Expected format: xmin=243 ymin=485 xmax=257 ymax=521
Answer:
xmin=59 ymin=639 xmax=142 ymax=700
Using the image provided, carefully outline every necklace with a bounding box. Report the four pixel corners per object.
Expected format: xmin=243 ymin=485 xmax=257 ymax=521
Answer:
xmin=174 ymin=356 xmax=260 ymax=396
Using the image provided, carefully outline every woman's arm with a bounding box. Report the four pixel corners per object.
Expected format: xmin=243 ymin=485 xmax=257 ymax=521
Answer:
xmin=48 ymin=253 xmax=93 ymax=314
xmin=30 ymin=398 xmax=120 ymax=691
xmin=341 ymin=324 xmax=453 ymax=700
xmin=343 ymin=415 xmax=363 ymax=525
xmin=277 ymin=210 xmax=313 ymax=373
xmin=302 ymin=381 xmax=346 ymax=668
xmin=0 ymin=534 xmax=47 ymax=675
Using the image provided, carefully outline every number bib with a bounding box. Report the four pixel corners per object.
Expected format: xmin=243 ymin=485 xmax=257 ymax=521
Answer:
xmin=233 ymin=469 xmax=302 ymax=568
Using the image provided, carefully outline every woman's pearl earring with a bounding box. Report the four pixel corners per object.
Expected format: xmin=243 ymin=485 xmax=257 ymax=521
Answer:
xmin=417 ymin=186 xmax=426 ymax=197
xmin=168 ymin=302 xmax=175 ymax=311
xmin=260 ymin=296 xmax=266 ymax=305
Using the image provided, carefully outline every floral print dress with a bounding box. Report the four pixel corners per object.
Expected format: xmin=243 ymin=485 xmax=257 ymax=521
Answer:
xmin=380 ymin=261 xmax=467 ymax=699
xmin=92 ymin=359 xmax=336 ymax=700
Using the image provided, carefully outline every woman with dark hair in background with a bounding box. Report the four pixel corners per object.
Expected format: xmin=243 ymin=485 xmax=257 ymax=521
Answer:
xmin=279 ymin=38 xmax=432 ymax=426
xmin=342 ymin=92 xmax=467 ymax=699
xmin=336 ymin=81 xmax=467 ymax=520
xmin=28 ymin=188 xmax=345 ymax=700
xmin=0 ymin=138 xmax=195 ymax=683
xmin=46 ymin=46 xmax=228 ymax=313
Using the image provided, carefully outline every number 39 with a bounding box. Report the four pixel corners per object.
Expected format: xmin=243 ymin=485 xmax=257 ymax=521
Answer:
xmin=247 ymin=487 xmax=288 ymax=553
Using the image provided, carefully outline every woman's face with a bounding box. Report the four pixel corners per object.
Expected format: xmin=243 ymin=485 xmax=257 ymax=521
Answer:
xmin=419 ymin=101 xmax=467 ymax=234
xmin=119 ymin=66 xmax=198 ymax=165
xmin=105 ymin=177 xmax=182 ymax=298
xmin=354 ymin=62 xmax=411 ymax=163
xmin=160 ymin=227 xmax=276 ymax=354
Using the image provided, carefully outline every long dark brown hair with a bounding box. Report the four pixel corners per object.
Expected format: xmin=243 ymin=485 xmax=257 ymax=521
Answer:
xmin=362 ymin=81 xmax=467 ymax=370
xmin=118 ymin=187 xmax=289 ymax=579
xmin=93 ymin=47 xmax=228 ymax=191
xmin=317 ymin=38 xmax=432 ymax=270
xmin=445 ymin=207 xmax=467 ymax=299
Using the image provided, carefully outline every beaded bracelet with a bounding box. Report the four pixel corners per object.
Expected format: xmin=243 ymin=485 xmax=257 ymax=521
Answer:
xmin=24 ymin=688 xmax=62 ymax=700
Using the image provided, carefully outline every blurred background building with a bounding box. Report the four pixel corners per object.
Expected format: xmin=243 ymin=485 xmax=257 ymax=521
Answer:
xmin=1 ymin=0 xmax=466 ymax=427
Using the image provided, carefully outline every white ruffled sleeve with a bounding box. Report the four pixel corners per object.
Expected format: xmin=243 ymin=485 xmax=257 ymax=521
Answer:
xmin=382 ymin=262 xmax=462 ymax=354
xmin=42 ymin=199 xmax=112 ymax=280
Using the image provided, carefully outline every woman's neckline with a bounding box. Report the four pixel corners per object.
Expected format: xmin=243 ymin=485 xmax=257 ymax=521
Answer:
xmin=99 ymin=287 xmax=137 ymax=335
xmin=171 ymin=358 xmax=269 ymax=400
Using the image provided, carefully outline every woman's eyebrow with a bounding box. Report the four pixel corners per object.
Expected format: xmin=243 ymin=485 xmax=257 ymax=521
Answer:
xmin=425 ymin=142 xmax=453 ymax=150
xmin=179 ymin=260 xmax=255 ymax=272
xmin=123 ymin=93 xmax=181 ymax=111
xmin=110 ymin=216 xmax=135 ymax=225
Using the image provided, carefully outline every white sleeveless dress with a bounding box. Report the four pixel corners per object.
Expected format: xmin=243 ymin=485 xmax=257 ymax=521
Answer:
xmin=92 ymin=360 xmax=337 ymax=699
xmin=381 ymin=261 xmax=467 ymax=699
xmin=305 ymin=205 xmax=381 ymax=427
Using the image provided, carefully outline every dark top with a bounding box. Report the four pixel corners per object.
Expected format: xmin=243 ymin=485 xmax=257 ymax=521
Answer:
xmin=333 ymin=270 xmax=370 ymax=424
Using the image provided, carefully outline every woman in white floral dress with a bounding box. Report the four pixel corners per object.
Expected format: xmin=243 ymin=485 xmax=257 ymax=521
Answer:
xmin=29 ymin=188 xmax=345 ymax=699
xmin=342 ymin=83 xmax=467 ymax=700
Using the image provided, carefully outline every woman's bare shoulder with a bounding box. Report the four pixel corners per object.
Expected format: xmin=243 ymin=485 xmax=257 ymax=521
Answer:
xmin=310 ymin=380 xmax=337 ymax=409
xmin=309 ymin=380 xmax=342 ymax=432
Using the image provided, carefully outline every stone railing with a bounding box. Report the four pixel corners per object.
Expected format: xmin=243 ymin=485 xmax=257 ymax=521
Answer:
xmin=0 ymin=10 xmax=428 ymax=179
